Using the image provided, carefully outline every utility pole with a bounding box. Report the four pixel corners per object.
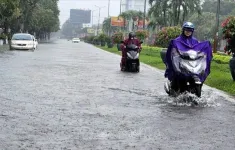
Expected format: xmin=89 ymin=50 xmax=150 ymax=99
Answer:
xmin=120 ymin=0 xmax=122 ymax=15
xmin=108 ymin=0 xmax=111 ymax=36
xmin=108 ymin=0 xmax=110 ymax=17
xmin=143 ymin=0 xmax=147 ymax=29
xmin=213 ymin=0 xmax=220 ymax=53
xmin=94 ymin=5 xmax=106 ymax=35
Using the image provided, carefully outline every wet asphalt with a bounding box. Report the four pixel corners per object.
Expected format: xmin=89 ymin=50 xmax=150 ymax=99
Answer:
xmin=0 ymin=40 xmax=235 ymax=150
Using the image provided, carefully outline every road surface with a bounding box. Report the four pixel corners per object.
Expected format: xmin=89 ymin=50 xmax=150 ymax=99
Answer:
xmin=0 ymin=40 xmax=235 ymax=150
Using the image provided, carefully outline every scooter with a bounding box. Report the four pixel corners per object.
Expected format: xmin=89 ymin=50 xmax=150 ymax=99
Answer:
xmin=164 ymin=41 xmax=212 ymax=97
xmin=121 ymin=41 xmax=143 ymax=72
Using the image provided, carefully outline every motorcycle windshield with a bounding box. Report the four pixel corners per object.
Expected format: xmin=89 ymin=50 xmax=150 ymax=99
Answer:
xmin=127 ymin=51 xmax=139 ymax=59
xmin=172 ymin=49 xmax=207 ymax=75
xmin=169 ymin=40 xmax=212 ymax=82
xmin=126 ymin=44 xmax=138 ymax=51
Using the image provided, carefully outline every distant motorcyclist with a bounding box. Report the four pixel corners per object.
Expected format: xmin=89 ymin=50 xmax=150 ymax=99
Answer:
xmin=164 ymin=22 xmax=200 ymax=91
xmin=120 ymin=32 xmax=142 ymax=71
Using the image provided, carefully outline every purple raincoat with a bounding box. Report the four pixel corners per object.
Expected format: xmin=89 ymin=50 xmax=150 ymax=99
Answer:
xmin=164 ymin=34 xmax=212 ymax=82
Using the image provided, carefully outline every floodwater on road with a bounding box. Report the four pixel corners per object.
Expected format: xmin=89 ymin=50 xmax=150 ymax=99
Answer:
xmin=0 ymin=40 xmax=234 ymax=150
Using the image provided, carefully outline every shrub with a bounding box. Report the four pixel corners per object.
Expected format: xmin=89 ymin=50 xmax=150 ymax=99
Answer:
xmin=135 ymin=30 xmax=149 ymax=41
xmin=0 ymin=33 xmax=7 ymax=40
xmin=155 ymin=26 xmax=181 ymax=48
xmin=221 ymin=16 xmax=235 ymax=55
xmin=213 ymin=54 xmax=231 ymax=64
xmin=112 ymin=32 xmax=123 ymax=44
xmin=105 ymin=36 xmax=112 ymax=43
xmin=98 ymin=33 xmax=107 ymax=42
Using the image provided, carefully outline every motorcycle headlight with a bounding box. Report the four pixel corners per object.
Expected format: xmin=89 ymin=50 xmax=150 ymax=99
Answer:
xmin=186 ymin=50 xmax=198 ymax=60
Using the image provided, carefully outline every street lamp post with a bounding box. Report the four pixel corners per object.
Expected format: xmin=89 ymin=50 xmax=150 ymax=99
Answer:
xmin=143 ymin=0 xmax=147 ymax=29
xmin=94 ymin=5 xmax=106 ymax=35
xmin=108 ymin=0 xmax=111 ymax=36
xmin=120 ymin=0 xmax=122 ymax=15
xmin=213 ymin=0 xmax=220 ymax=53
xmin=108 ymin=0 xmax=110 ymax=18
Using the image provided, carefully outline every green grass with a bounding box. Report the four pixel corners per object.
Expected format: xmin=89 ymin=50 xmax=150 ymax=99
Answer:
xmin=97 ymin=45 xmax=235 ymax=96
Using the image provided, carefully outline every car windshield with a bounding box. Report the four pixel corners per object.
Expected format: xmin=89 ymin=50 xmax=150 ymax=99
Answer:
xmin=12 ymin=34 xmax=32 ymax=40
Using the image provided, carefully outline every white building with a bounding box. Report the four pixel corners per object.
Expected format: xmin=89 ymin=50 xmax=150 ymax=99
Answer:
xmin=121 ymin=0 xmax=150 ymax=13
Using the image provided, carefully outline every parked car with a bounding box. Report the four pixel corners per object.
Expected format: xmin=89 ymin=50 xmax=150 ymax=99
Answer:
xmin=10 ymin=33 xmax=37 ymax=51
xmin=72 ymin=38 xmax=80 ymax=43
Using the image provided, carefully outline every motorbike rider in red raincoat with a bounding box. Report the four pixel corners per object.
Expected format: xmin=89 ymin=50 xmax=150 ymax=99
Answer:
xmin=120 ymin=32 xmax=142 ymax=71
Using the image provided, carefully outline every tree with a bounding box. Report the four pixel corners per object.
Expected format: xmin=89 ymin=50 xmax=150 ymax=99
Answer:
xmin=188 ymin=12 xmax=216 ymax=40
xmin=0 ymin=0 xmax=21 ymax=34
xmin=119 ymin=10 xmax=145 ymax=31
xmin=202 ymin=0 xmax=235 ymax=16
xmin=102 ymin=18 xmax=122 ymax=35
xmin=26 ymin=0 xmax=60 ymax=39
xmin=148 ymin=0 xmax=201 ymax=29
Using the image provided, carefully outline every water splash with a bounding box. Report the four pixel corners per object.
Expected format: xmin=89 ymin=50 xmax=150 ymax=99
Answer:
xmin=165 ymin=92 xmax=221 ymax=107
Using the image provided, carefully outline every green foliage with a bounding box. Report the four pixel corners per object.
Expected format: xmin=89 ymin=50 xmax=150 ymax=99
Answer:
xmin=202 ymin=0 xmax=235 ymax=16
xmin=188 ymin=12 xmax=216 ymax=40
xmin=135 ymin=30 xmax=149 ymax=41
xmin=84 ymin=36 xmax=95 ymax=43
xmin=98 ymin=33 xmax=107 ymax=42
xmin=112 ymin=32 xmax=124 ymax=44
xmin=0 ymin=0 xmax=60 ymax=38
xmin=213 ymin=54 xmax=231 ymax=64
xmin=0 ymin=33 xmax=7 ymax=39
xmin=221 ymin=16 xmax=235 ymax=54
xmin=119 ymin=10 xmax=145 ymax=31
xmin=155 ymin=26 xmax=181 ymax=48
xmin=105 ymin=36 xmax=112 ymax=43
xmin=148 ymin=0 xmax=201 ymax=27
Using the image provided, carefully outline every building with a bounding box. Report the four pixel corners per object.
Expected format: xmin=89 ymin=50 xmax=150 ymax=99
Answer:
xmin=70 ymin=9 xmax=91 ymax=26
xmin=121 ymin=0 xmax=150 ymax=13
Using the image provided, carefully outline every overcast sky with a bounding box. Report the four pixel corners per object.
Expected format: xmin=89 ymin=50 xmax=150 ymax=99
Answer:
xmin=58 ymin=0 xmax=121 ymax=26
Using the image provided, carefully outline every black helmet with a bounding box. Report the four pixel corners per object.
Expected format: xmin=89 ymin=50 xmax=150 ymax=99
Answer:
xmin=129 ymin=32 xmax=135 ymax=39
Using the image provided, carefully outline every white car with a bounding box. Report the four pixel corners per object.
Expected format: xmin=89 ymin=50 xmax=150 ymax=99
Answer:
xmin=10 ymin=33 xmax=37 ymax=50
xmin=72 ymin=38 xmax=80 ymax=43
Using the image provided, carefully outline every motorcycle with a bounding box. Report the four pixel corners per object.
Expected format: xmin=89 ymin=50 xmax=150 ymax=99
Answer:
xmin=164 ymin=41 xmax=212 ymax=97
xmin=121 ymin=41 xmax=142 ymax=72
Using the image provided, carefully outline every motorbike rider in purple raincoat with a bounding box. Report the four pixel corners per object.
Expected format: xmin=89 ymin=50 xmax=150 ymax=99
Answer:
xmin=164 ymin=22 xmax=213 ymax=95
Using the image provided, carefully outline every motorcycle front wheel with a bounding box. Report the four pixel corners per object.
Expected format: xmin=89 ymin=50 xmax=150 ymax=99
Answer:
xmin=194 ymin=84 xmax=202 ymax=97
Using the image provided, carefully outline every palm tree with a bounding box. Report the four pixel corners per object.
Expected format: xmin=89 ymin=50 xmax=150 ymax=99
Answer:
xmin=119 ymin=10 xmax=145 ymax=31
xmin=102 ymin=17 xmax=119 ymax=35
xmin=148 ymin=0 xmax=201 ymax=28
xmin=102 ymin=17 xmax=111 ymax=34
xmin=119 ymin=11 xmax=130 ymax=31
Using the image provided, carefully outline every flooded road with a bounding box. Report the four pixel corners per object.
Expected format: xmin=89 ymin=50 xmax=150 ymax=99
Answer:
xmin=0 ymin=40 xmax=235 ymax=150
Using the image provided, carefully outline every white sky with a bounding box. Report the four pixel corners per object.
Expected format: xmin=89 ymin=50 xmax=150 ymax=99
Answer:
xmin=58 ymin=0 xmax=121 ymax=26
